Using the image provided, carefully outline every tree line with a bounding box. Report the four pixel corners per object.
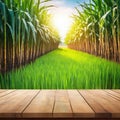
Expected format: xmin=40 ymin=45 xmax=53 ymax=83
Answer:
xmin=0 ymin=0 xmax=60 ymax=73
xmin=65 ymin=0 xmax=120 ymax=63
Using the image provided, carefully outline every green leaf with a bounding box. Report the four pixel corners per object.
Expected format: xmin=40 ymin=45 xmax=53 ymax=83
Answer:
xmin=22 ymin=18 xmax=28 ymax=34
xmin=0 ymin=1 xmax=6 ymax=21
xmin=22 ymin=11 xmax=32 ymax=21
xmin=27 ymin=21 xmax=36 ymax=42
xmin=99 ymin=10 xmax=111 ymax=28
xmin=0 ymin=18 xmax=3 ymax=32
xmin=6 ymin=23 xmax=14 ymax=40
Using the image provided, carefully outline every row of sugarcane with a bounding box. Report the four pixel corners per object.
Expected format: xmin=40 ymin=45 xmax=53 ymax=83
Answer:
xmin=0 ymin=0 xmax=60 ymax=73
xmin=65 ymin=0 xmax=120 ymax=62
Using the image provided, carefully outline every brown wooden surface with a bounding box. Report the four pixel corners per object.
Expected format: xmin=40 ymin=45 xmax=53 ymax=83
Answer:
xmin=0 ymin=90 xmax=15 ymax=98
xmin=23 ymin=90 xmax=55 ymax=118
xmin=0 ymin=90 xmax=120 ymax=119
xmin=68 ymin=90 xmax=94 ymax=118
xmin=53 ymin=90 xmax=72 ymax=118
xmin=79 ymin=90 xmax=120 ymax=118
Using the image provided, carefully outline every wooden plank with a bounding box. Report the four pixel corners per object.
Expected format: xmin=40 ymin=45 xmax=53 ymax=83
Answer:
xmin=112 ymin=90 xmax=120 ymax=94
xmin=23 ymin=90 xmax=55 ymax=118
xmin=55 ymin=90 xmax=69 ymax=102
xmin=105 ymin=90 xmax=120 ymax=101
xmin=0 ymin=90 xmax=119 ymax=119
xmin=79 ymin=90 xmax=120 ymax=118
xmin=0 ymin=90 xmax=15 ymax=98
xmin=53 ymin=90 xmax=72 ymax=118
xmin=68 ymin=90 xmax=95 ymax=118
xmin=0 ymin=90 xmax=39 ymax=118
xmin=0 ymin=90 xmax=8 ymax=93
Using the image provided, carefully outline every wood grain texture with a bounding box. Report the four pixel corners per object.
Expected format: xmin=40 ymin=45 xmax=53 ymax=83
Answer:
xmin=79 ymin=90 xmax=120 ymax=118
xmin=0 ymin=90 xmax=39 ymax=118
xmin=0 ymin=90 xmax=15 ymax=98
xmin=53 ymin=90 xmax=72 ymax=118
xmin=0 ymin=90 xmax=8 ymax=93
xmin=68 ymin=90 xmax=94 ymax=118
xmin=23 ymin=90 xmax=55 ymax=118
xmin=105 ymin=90 xmax=120 ymax=100
xmin=0 ymin=90 xmax=119 ymax=119
xmin=113 ymin=90 xmax=120 ymax=94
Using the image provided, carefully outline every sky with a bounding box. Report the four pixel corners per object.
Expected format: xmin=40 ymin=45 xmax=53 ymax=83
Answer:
xmin=46 ymin=0 xmax=89 ymax=41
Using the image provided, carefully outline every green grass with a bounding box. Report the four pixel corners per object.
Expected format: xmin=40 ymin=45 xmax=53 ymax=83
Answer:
xmin=0 ymin=48 xmax=120 ymax=89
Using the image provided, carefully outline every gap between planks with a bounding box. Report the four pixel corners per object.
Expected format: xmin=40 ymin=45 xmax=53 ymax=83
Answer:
xmin=0 ymin=90 xmax=120 ymax=119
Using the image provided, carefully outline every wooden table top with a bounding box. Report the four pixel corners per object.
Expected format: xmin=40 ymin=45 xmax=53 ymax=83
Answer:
xmin=0 ymin=90 xmax=120 ymax=119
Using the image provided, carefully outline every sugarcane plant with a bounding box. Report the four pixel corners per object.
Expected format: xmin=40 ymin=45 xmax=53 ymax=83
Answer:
xmin=0 ymin=0 xmax=60 ymax=73
xmin=65 ymin=0 xmax=120 ymax=62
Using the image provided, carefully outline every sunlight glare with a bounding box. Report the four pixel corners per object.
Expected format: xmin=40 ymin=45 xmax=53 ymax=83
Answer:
xmin=52 ymin=11 xmax=72 ymax=41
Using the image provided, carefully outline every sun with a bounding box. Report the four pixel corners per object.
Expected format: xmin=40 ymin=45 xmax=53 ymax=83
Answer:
xmin=52 ymin=12 xmax=72 ymax=41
